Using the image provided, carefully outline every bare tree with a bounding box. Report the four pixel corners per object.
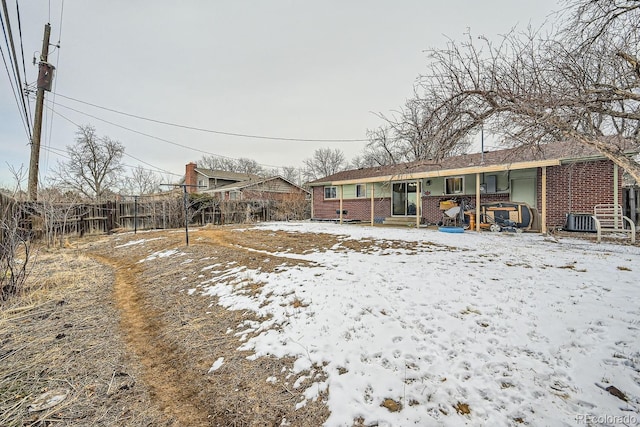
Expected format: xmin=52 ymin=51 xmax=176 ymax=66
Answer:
xmin=122 ymin=165 xmax=163 ymax=195
xmin=52 ymin=125 xmax=125 ymax=201
xmin=235 ymin=158 xmax=264 ymax=175
xmin=368 ymin=96 xmax=473 ymax=166
xmin=363 ymin=126 xmax=404 ymax=166
xmin=302 ymin=148 xmax=348 ymax=182
xmin=4 ymin=164 xmax=28 ymax=200
xmin=199 ymin=155 xmax=236 ymax=171
xmin=0 ymin=167 xmax=32 ymax=301
xmin=279 ymin=166 xmax=301 ymax=185
xmin=413 ymin=0 xmax=640 ymax=181
xmin=0 ymin=203 xmax=31 ymax=301
xmin=349 ymin=155 xmax=379 ymax=169
xmin=199 ymin=155 xmax=265 ymax=176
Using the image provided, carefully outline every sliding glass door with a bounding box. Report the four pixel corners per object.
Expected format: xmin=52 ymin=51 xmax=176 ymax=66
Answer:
xmin=392 ymin=182 xmax=417 ymax=216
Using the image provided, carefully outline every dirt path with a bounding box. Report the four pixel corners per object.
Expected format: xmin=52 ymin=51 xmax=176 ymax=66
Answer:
xmin=2 ymin=228 xmax=334 ymax=426
xmin=82 ymin=228 xmax=332 ymax=426
xmin=93 ymin=254 xmax=214 ymax=426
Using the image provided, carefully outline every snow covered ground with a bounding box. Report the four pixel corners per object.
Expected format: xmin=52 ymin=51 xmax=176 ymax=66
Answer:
xmin=178 ymin=222 xmax=638 ymax=426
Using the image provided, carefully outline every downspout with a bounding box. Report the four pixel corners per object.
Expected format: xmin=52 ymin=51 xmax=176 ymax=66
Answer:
xmin=568 ymin=164 xmax=572 ymax=213
xmin=614 ymin=163 xmax=619 ymax=204
xmin=614 ymin=164 xmax=619 ymax=228
xmin=541 ymin=166 xmax=547 ymax=234
xmin=630 ymin=187 xmax=637 ymax=225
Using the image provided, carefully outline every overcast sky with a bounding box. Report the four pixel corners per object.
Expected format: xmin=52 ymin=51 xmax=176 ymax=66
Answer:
xmin=1 ymin=0 xmax=561 ymax=188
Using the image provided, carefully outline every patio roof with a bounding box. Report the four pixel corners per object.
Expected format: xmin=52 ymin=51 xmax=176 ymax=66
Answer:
xmin=308 ymin=140 xmax=638 ymax=186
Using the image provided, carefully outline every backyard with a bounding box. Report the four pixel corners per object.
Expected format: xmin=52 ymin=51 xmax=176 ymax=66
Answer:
xmin=1 ymin=222 xmax=639 ymax=426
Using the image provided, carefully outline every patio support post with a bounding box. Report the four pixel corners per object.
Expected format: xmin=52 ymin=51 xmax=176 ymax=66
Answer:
xmin=475 ymin=173 xmax=481 ymax=231
xmin=416 ymin=180 xmax=421 ymax=229
xmin=310 ymin=188 xmax=314 ymax=219
xmin=370 ymin=184 xmax=375 ymax=226
xmin=339 ymin=186 xmax=344 ymax=224
xmin=541 ymin=166 xmax=547 ymax=234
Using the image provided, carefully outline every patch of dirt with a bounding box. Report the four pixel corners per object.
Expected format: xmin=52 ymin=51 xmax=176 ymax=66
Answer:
xmin=2 ymin=224 xmax=447 ymax=426
xmin=2 ymin=225 xmax=345 ymax=426
xmin=0 ymin=248 xmax=168 ymax=426
xmin=381 ymin=398 xmax=402 ymax=412
xmin=454 ymin=402 xmax=471 ymax=415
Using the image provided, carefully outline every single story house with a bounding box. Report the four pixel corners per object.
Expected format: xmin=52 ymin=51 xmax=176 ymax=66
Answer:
xmin=308 ymin=141 xmax=639 ymax=233
xmin=184 ymin=162 xmax=309 ymax=201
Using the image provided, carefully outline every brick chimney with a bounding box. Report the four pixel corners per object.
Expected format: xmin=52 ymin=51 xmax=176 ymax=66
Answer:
xmin=185 ymin=162 xmax=197 ymax=193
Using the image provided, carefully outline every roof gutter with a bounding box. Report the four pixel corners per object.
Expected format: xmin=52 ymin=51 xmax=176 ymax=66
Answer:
xmin=327 ymin=159 xmax=562 ymax=186
xmin=559 ymin=150 xmax=639 ymax=165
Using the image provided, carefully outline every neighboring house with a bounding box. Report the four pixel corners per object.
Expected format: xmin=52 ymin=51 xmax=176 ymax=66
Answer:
xmin=308 ymin=141 xmax=639 ymax=233
xmin=184 ymin=162 xmax=261 ymax=193
xmin=183 ymin=162 xmax=309 ymax=201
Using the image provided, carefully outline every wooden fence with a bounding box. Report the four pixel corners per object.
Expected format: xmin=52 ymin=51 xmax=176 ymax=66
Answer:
xmin=0 ymin=193 xmax=310 ymax=243
xmin=0 ymin=193 xmax=18 ymax=246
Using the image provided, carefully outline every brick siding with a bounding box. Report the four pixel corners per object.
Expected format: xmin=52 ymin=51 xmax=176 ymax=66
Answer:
xmin=422 ymin=194 xmax=510 ymax=224
xmin=312 ymin=159 xmax=622 ymax=228
xmin=312 ymin=187 xmax=390 ymax=221
xmin=542 ymin=161 xmax=621 ymax=228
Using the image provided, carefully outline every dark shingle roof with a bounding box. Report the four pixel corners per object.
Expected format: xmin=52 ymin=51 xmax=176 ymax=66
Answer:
xmin=202 ymin=176 xmax=310 ymax=194
xmin=308 ymin=140 xmax=638 ymax=185
xmin=195 ymin=168 xmax=262 ymax=181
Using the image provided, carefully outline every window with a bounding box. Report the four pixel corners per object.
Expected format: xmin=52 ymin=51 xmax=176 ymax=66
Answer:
xmin=324 ymin=186 xmax=337 ymax=199
xmin=445 ymin=177 xmax=464 ymax=195
xmin=229 ymin=191 xmax=241 ymax=200
xmin=198 ymin=179 xmax=205 ymax=188
xmin=356 ymin=184 xmax=366 ymax=198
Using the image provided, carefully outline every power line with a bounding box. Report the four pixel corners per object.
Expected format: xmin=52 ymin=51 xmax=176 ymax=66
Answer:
xmin=123 ymin=151 xmax=181 ymax=177
xmin=41 ymin=144 xmax=182 ymax=177
xmin=0 ymin=0 xmax=31 ymax=139
xmin=15 ymin=0 xmax=33 ymax=128
xmin=0 ymin=37 xmax=30 ymax=138
xmin=0 ymin=1 xmax=31 ymax=140
xmin=48 ymin=101 xmax=288 ymax=170
xmin=44 ymin=0 xmax=65 ymax=179
xmin=52 ymin=92 xmax=369 ymax=143
xmin=44 ymin=106 xmax=182 ymax=177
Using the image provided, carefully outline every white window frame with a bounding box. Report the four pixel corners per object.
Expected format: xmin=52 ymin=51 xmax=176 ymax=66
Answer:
xmin=445 ymin=176 xmax=464 ymax=195
xmin=324 ymin=186 xmax=338 ymax=199
xmin=356 ymin=184 xmax=366 ymax=198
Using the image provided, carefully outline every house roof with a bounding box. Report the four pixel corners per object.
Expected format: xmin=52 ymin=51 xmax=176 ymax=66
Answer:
xmin=308 ymin=140 xmax=639 ymax=186
xmin=201 ymin=175 xmax=310 ymax=194
xmin=194 ymin=168 xmax=262 ymax=181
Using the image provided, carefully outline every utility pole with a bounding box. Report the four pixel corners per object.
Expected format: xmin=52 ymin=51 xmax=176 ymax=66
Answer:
xmin=28 ymin=23 xmax=53 ymax=201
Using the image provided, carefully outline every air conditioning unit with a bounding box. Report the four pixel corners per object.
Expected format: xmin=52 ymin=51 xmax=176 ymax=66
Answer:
xmin=563 ymin=213 xmax=596 ymax=232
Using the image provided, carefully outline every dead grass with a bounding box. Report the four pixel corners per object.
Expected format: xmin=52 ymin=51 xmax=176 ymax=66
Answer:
xmin=381 ymin=398 xmax=402 ymax=412
xmin=454 ymin=402 xmax=471 ymax=415
xmin=0 ymin=226 xmax=336 ymax=426
xmin=0 ymin=247 xmax=166 ymax=426
xmin=2 ymin=224 xmax=464 ymax=427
